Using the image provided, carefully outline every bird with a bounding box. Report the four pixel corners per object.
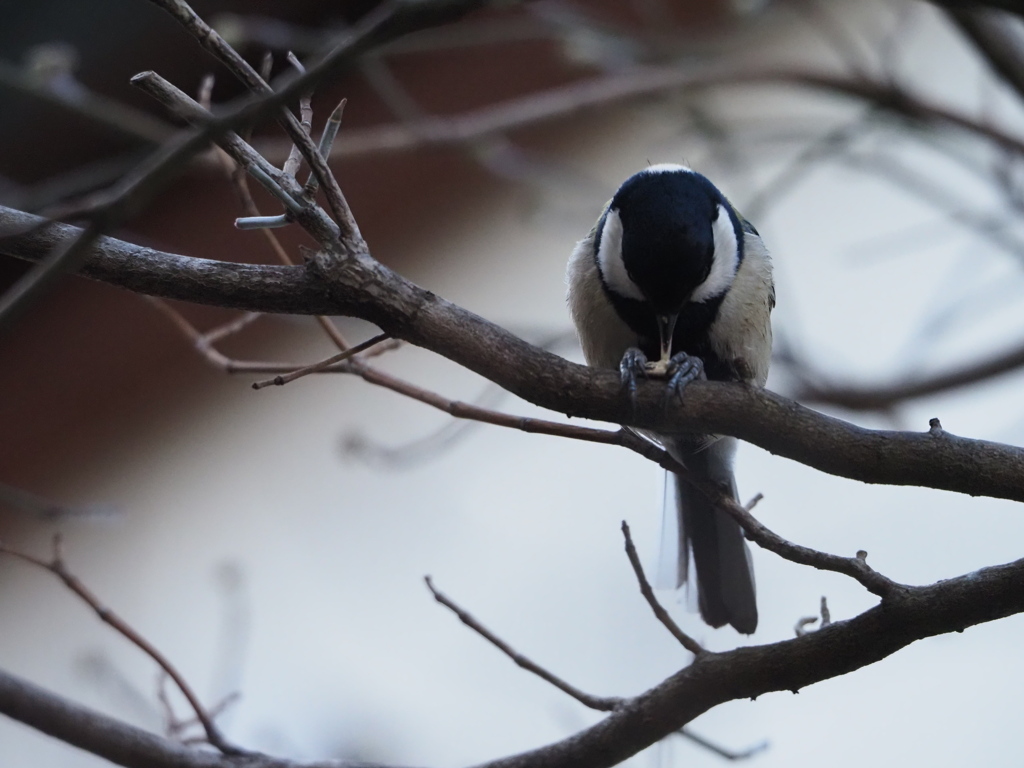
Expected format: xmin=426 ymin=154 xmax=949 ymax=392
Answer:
xmin=566 ymin=163 xmax=774 ymax=634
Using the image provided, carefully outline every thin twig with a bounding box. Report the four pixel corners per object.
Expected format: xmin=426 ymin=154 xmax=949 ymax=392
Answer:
xmin=0 ymin=536 xmax=243 ymax=754
xmin=146 ymin=296 xmax=372 ymax=374
xmin=347 ymin=359 xmax=631 ymax=446
xmin=424 ymin=576 xmax=624 ymax=712
xmin=159 ymin=675 xmax=241 ymax=741
xmin=281 ymin=52 xmax=312 ymax=179
xmin=677 ymin=728 xmax=769 ymax=761
xmin=130 ymin=72 xmax=322 ymax=232
xmin=612 ymin=429 xmax=905 ymax=596
xmin=252 ymin=333 xmax=390 ymax=389
xmin=203 ymin=80 xmax=353 ymax=352
xmin=203 ymin=312 xmax=262 ymax=345
xmin=146 ymin=297 xmax=280 ymax=372
xmin=341 ymin=329 xmax=581 ymax=467
xmin=729 ymin=495 xmax=902 ymax=598
xmin=304 ymin=99 xmax=346 ymax=196
xmin=149 ymin=0 xmax=364 ymax=250
xmin=620 ymin=522 xmax=704 ymax=656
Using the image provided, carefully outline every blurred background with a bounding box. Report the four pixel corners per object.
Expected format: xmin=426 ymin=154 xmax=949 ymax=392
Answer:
xmin=2 ymin=0 xmax=1024 ymax=766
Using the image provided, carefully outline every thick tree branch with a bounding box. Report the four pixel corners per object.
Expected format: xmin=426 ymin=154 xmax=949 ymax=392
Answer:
xmin=0 ymin=667 xmax=395 ymax=768
xmin=3 ymin=205 xmax=1023 ymax=504
xmin=3 ymin=556 xmax=1023 ymax=768
xmin=473 ymin=555 xmax=1024 ymax=768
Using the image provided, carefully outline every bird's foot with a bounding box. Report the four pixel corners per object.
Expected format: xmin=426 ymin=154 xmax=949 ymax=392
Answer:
xmin=620 ymin=347 xmax=650 ymax=406
xmin=620 ymin=348 xmax=705 ymax=411
xmin=664 ymin=352 xmax=705 ymax=405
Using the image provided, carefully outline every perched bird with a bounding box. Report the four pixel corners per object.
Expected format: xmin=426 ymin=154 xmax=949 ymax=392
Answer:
xmin=567 ymin=164 xmax=774 ymax=634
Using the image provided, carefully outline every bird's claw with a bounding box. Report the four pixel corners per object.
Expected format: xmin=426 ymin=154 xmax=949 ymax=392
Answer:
xmin=620 ymin=347 xmax=649 ymax=407
xmin=665 ymin=352 xmax=705 ymax=404
xmin=620 ymin=348 xmax=705 ymax=411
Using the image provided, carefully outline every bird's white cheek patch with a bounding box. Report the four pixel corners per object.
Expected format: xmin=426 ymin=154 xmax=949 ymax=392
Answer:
xmin=692 ymin=204 xmax=739 ymax=303
xmin=597 ymin=208 xmax=645 ymax=301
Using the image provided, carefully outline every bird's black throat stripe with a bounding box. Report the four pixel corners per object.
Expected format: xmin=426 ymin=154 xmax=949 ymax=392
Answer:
xmin=603 ymin=290 xmax=736 ymax=381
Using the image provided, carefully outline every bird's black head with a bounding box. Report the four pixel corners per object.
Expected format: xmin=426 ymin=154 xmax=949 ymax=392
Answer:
xmin=594 ymin=165 xmax=742 ymax=316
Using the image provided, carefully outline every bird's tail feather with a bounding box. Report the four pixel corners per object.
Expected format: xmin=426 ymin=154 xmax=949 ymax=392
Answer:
xmin=671 ymin=438 xmax=758 ymax=634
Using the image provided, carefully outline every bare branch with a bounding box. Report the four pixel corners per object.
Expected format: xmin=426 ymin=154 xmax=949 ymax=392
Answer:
xmin=619 ymin=522 xmax=704 ymax=655
xmin=425 ymin=576 xmax=625 ymax=712
xmin=304 ymin=99 xmax=346 ymax=196
xmin=0 ymin=0 xmax=501 ymax=329
xmin=342 ymin=330 xmax=577 ymax=468
xmin=721 ymin=494 xmax=902 ymax=598
xmin=251 ymin=333 xmax=390 ymax=389
xmin=0 ymin=665 xmax=399 ymax=768
xmin=142 ymin=293 xmax=904 ymax=604
xmin=147 ymin=0 xmax=363 ymax=250
xmin=0 ymin=538 xmax=241 ymax=754
xmin=131 ymin=70 xmax=341 ymax=248
xmin=3 ymin=555 xmax=1024 ymax=768
xmin=471 ymin=554 xmax=1024 ymax=768
xmin=202 ymin=85 xmax=354 ymax=352
xmin=281 ymin=53 xmax=313 ymax=179
xmin=4 ymin=205 xmax=1024 ymax=504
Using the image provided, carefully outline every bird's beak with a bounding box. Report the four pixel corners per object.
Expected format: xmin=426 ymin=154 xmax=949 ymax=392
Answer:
xmin=657 ymin=314 xmax=678 ymax=367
